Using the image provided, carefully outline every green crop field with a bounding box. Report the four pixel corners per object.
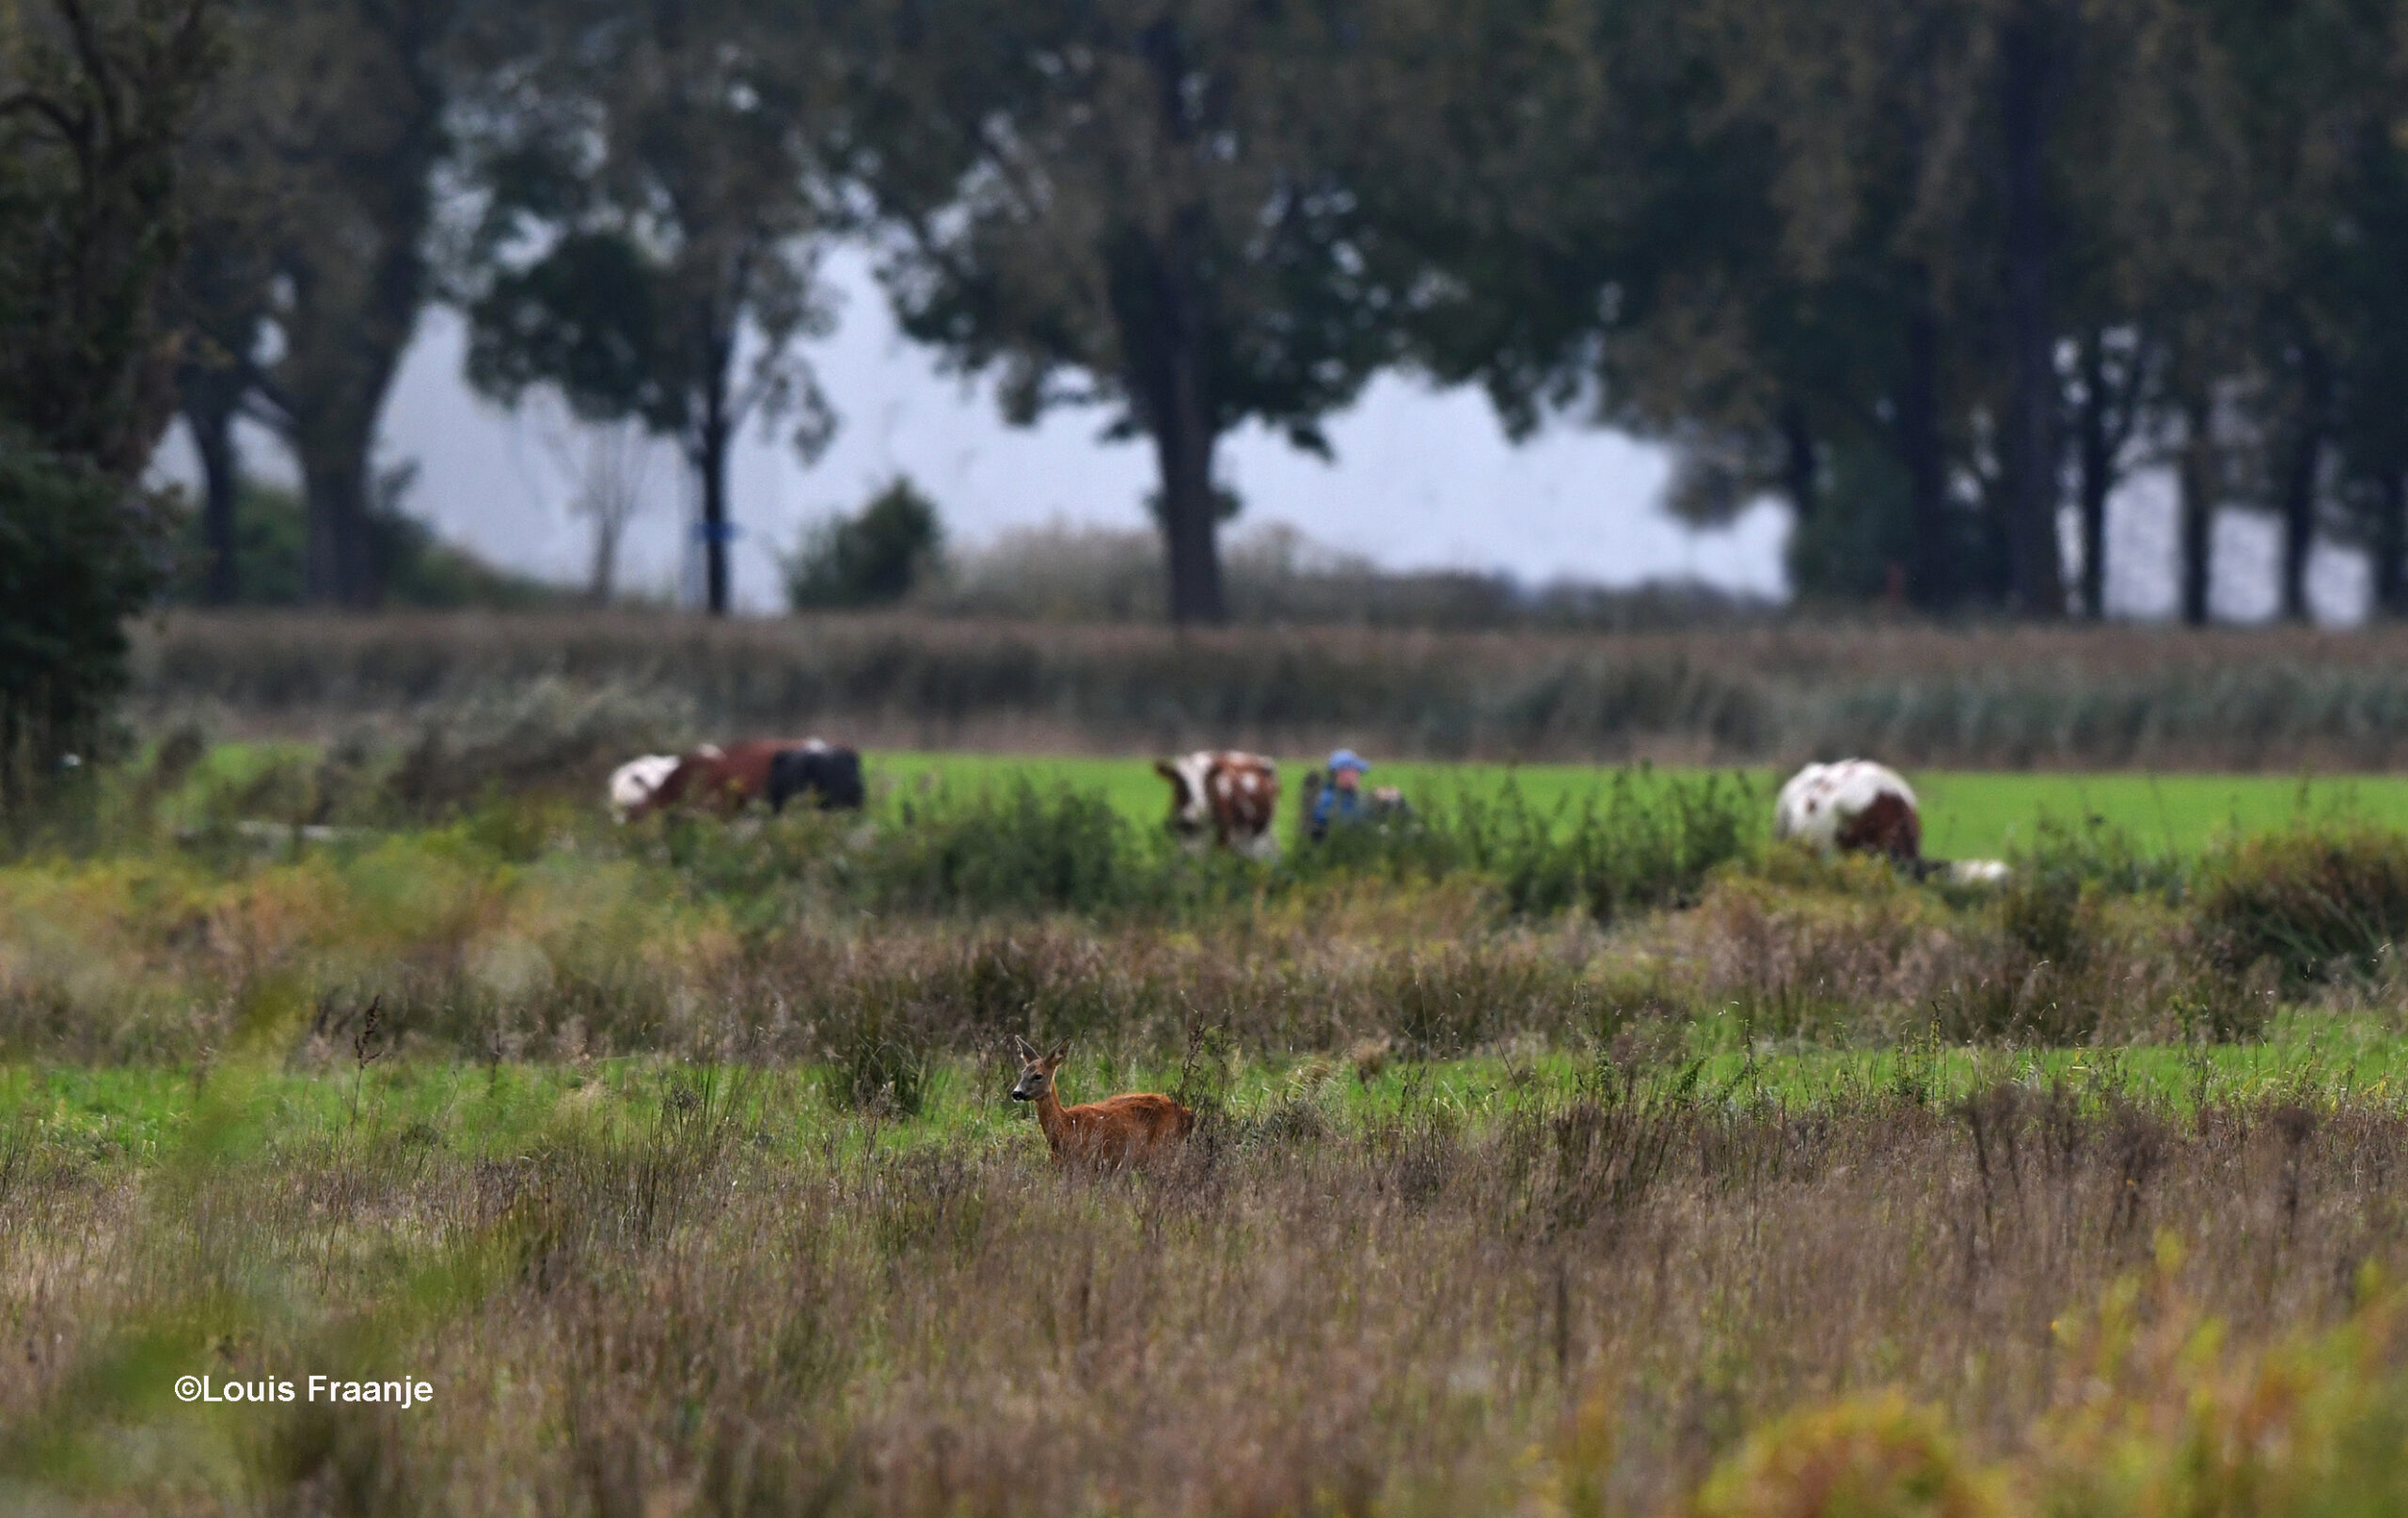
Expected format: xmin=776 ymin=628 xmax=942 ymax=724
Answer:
xmin=872 ymin=750 xmax=2408 ymax=857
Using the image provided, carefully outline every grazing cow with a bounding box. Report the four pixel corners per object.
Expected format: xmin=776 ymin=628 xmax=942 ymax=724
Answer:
xmin=767 ymin=741 xmax=865 ymax=813
xmin=608 ymin=754 xmax=681 ymax=823
xmin=1155 ymin=751 xmax=1281 ymax=859
xmin=1775 ymin=759 xmax=2010 ymax=884
xmin=625 ymin=740 xmax=789 ymax=820
xmin=1009 ymin=1036 xmax=1195 ymax=1168
xmin=1776 ymin=759 xmax=1924 ymax=862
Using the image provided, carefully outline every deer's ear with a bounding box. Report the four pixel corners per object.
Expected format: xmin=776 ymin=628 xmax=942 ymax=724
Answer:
xmin=1013 ymin=1035 xmax=1038 ymax=1061
xmin=1047 ymin=1040 xmax=1070 ymax=1066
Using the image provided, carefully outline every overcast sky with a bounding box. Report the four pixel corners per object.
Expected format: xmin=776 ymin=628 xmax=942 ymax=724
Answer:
xmin=152 ymin=245 xmax=2370 ymax=623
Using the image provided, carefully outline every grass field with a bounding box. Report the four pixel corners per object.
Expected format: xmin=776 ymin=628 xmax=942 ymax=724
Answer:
xmin=166 ymin=734 xmax=2408 ymax=860
xmin=873 ymin=751 xmax=2408 ymax=858
xmin=21 ymin=732 xmax=2408 ymax=1512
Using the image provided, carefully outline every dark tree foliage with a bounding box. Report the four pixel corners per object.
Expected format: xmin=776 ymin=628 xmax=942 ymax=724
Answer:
xmin=457 ymin=0 xmax=841 ymax=617
xmin=863 ymin=0 xmax=1401 ymax=624
xmin=0 ymin=0 xmax=216 ymax=798
xmin=467 ymin=232 xmax=674 ymax=430
xmin=784 ymin=477 xmax=944 ymax=610
xmin=0 ymin=446 xmax=170 ymax=784
xmin=125 ymin=0 xmax=2408 ymax=626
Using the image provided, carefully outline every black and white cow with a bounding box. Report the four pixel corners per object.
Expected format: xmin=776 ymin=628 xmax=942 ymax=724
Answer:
xmin=767 ymin=741 xmax=865 ymax=813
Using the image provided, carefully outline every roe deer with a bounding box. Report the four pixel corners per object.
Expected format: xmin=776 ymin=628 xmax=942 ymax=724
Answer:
xmin=1008 ymin=1037 xmax=1196 ymax=1167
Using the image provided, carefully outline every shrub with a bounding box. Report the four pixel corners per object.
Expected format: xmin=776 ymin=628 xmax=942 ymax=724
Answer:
xmin=845 ymin=780 xmax=1139 ymax=916
xmin=1689 ymin=1392 xmax=2004 ymax=1518
xmin=2005 ymin=810 xmax=2186 ymax=902
xmin=817 ymin=1004 xmax=935 ymax=1118
xmin=2037 ymin=1256 xmax=2408 ymax=1518
xmin=383 ymin=678 xmax=697 ymax=817
xmin=2194 ymin=826 xmax=2408 ymax=987
xmin=0 ymin=440 xmax=168 ymax=813
xmin=1462 ymin=770 xmax=1760 ymax=923
xmin=784 ymin=478 xmax=943 ymax=610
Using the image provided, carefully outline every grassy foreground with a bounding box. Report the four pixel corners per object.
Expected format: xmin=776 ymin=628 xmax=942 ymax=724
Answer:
xmin=14 ymin=1041 xmax=2408 ymax=1513
xmin=17 ymin=744 xmax=2408 ymax=1511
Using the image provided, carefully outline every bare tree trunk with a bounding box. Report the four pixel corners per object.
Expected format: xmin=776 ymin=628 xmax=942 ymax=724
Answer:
xmin=688 ymin=302 xmax=741 ymax=616
xmin=2372 ymin=468 xmax=2408 ymax=620
xmin=2001 ymin=8 xmax=2063 ymax=618
xmin=1140 ymin=204 xmax=1228 ymax=626
xmin=696 ymin=417 xmax=733 ymax=618
xmin=182 ymin=387 xmax=243 ymax=605
xmin=590 ymin=509 xmax=622 ymax=606
xmin=2276 ymin=347 xmax=2329 ymax=624
xmin=1780 ymin=398 xmax=1818 ymax=525
xmin=271 ymin=0 xmax=448 ymax=610
xmin=1154 ymin=382 xmax=1227 ymax=626
xmin=300 ymin=444 xmax=380 ymax=608
xmin=2075 ymin=334 xmax=2113 ymax=620
xmin=1900 ymin=299 xmax=1952 ymax=611
xmin=2178 ymin=390 xmax=2215 ymax=626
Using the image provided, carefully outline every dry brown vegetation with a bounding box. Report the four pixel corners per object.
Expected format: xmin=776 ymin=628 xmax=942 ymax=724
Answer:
xmin=132 ymin=610 xmax=2408 ymax=767
xmin=10 ymin=1067 xmax=2408 ymax=1514
xmin=0 ymin=858 xmax=2284 ymax=1073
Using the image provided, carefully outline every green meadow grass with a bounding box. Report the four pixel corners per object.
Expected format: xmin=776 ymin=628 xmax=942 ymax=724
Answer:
xmin=870 ymin=751 xmax=2408 ymax=858
xmin=166 ymin=739 xmax=2408 ymax=859
xmin=17 ymin=1008 xmax=2408 ymax=1174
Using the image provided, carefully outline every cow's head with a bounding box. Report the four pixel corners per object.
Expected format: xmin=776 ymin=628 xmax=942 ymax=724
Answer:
xmin=1155 ymin=754 xmax=1214 ymax=835
xmin=610 ymin=753 xmax=684 ymax=823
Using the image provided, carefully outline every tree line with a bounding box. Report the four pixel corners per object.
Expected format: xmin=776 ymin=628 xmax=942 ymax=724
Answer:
xmin=8 ymin=0 xmax=2408 ymax=689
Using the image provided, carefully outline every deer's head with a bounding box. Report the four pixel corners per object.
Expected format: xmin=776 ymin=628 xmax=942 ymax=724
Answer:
xmin=1009 ymin=1036 xmax=1069 ymax=1102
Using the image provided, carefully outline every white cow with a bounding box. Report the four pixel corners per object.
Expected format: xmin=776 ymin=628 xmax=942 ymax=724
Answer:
xmin=1775 ymin=760 xmax=1922 ymax=860
xmin=1775 ymin=759 xmax=2009 ymax=884
xmin=607 ymin=754 xmax=681 ymax=823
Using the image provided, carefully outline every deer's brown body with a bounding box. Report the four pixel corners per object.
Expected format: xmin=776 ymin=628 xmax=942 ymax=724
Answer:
xmin=1010 ymin=1039 xmax=1195 ymax=1167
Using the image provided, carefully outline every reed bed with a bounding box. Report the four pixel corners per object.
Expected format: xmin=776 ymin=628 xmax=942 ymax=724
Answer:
xmin=132 ymin=610 xmax=2408 ymax=767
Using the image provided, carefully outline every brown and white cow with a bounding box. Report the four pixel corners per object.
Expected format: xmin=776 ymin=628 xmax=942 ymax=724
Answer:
xmin=1775 ymin=759 xmax=1923 ymax=862
xmin=1155 ymin=751 xmax=1281 ymax=859
xmin=624 ymin=740 xmax=792 ymax=821
xmin=1774 ymin=759 xmax=2008 ymax=884
xmin=608 ymin=754 xmax=682 ymax=823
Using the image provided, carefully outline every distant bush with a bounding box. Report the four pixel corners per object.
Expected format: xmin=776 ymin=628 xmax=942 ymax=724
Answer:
xmin=784 ymin=478 xmax=943 ymax=610
xmin=168 ymin=478 xmax=563 ymax=610
xmin=2194 ymin=826 xmax=2408 ymax=987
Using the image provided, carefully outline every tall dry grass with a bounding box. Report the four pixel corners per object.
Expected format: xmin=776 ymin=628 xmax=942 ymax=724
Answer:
xmin=9 ymin=1071 xmax=2408 ymax=1513
xmin=918 ymin=520 xmax=1760 ymax=631
xmin=132 ymin=610 xmax=2408 ymax=766
xmin=0 ymin=840 xmax=2289 ymax=1070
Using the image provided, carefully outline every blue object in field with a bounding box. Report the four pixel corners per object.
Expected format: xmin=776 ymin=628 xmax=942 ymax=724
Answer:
xmin=1312 ymin=750 xmax=1373 ymax=838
